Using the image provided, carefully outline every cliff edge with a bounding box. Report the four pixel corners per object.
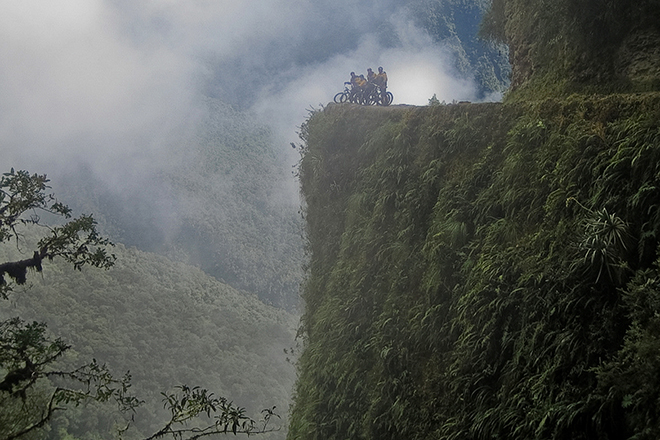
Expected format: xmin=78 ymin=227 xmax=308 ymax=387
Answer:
xmin=288 ymin=1 xmax=660 ymax=438
xmin=290 ymin=95 xmax=660 ymax=439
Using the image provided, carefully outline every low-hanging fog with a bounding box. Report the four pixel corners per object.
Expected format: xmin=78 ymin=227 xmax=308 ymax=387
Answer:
xmin=1 ymin=1 xmax=509 ymax=436
xmin=1 ymin=0 xmax=505 ymax=309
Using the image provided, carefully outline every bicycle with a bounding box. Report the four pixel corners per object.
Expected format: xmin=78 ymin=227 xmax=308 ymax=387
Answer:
xmin=365 ymin=85 xmax=393 ymax=106
xmin=334 ymin=82 xmax=393 ymax=106
xmin=334 ymin=82 xmax=356 ymax=104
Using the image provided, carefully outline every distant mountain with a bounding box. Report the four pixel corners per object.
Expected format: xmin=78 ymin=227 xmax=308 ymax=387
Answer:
xmin=0 ymin=232 xmax=297 ymax=439
xmin=59 ymin=97 xmax=304 ymax=311
xmin=404 ymin=0 xmax=511 ymax=99
xmin=203 ymin=0 xmax=510 ymax=106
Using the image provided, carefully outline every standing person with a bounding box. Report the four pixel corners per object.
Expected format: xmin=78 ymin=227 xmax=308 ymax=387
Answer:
xmin=367 ymin=67 xmax=376 ymax=83
xmin=375 ymin=66 xmax=388 ymax=103
xmin=375 ymin=66 xmax=388 ymax=88
xmin=352 ymin=73 xmax=368 ymax=104
xmin=364 ymin=68 xmax=380 ymax=104
xmin=349 ymin=72 xmax=361 ymax=102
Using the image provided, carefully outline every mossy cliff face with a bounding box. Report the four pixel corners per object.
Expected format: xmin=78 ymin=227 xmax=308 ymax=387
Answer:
xmin=289 ymin=95 xmax=660 ymax=440
xmin=481 ymin=0 xmax=660 ymax=97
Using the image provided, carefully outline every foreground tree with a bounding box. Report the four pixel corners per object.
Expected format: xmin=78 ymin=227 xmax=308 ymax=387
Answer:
xmin=0 ymin=169 xmax=277 ymax=440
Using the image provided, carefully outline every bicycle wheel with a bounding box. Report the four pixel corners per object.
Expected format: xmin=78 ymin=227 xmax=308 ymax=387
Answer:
xmin=369 ymin=90 xmax=379 ymax=105
xmin=383 ymin=92 xmax=393 ymax=106
xmin=334 ymin=92 xmax=348 ymax=103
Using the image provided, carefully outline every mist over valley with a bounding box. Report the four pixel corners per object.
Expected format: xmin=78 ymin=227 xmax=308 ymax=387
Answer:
xmin=1 ymin=0 xmax=508 ymax=313
xmin=0 ymin=0 xmax=509 ymax=438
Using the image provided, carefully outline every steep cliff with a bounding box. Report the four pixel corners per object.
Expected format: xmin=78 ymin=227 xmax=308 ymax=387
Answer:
xmin=481 ymin=0 xmax=660 ymax=97
xmin=289 ymin=94 xmax=660 ymax=439
xmin=289 ymin=1 xmax=660 ymax=438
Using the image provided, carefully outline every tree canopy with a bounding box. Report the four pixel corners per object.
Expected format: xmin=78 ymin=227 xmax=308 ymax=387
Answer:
xmin=0 ymin=169 xmax=286 ymax=440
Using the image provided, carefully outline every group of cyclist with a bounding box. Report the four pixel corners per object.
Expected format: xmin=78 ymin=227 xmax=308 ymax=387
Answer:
xmin=342 ymin=66 xmax=390 ymax=105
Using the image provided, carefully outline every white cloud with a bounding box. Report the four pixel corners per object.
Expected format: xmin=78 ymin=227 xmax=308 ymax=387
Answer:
xmin=251 ymin=14 xmax=477 ymax=167
xmin=0 ymin=0 xmax=478 ymax=191
xmin=0 ymin=0 xmax=198 ymax=175
xmin=384 ymin=50 xmax=475 ymax=105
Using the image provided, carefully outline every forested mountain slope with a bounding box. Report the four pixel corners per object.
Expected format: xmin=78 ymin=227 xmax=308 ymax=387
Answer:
xmin=0 ymin=232 xmax=297 ymax=439
xmin=289 ymin=95 xmax=660 ymax=439
xmin=59 ymin=98 xmax=303 ymax=311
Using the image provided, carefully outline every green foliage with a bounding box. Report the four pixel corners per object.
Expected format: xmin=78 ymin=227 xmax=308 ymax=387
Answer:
xmin=478 ymin=0 xmax=506 ymax=43
xmin=60 ymin=98 xmax=303 ymax=311
xmin=0 ymin=174 xmax=138 ymax=439
xmin=0 ymin=233 xmax=297 ymax=440
xmin=428 ymin=94 xmax=442 ymax=106
xmin=0 ymin=169 xmax=115 ymax=298
xmin=0 ymin=170 xmax=68 ymax=242
xmin=147 ymin=385 xmax=279 ymax=440
xmin=484 ymin=0 xmax=660 ymax=97
xmin=290 ymin=93 xmax=660 ymax=440
xmin=0 ymin=318 xmax=69 ymax=397
xmin=595 ymin=261 xmax=660 ymax=440
xmin=572 ymin=202 xmax=630 ymax=283
xmin=0 ymin=170 xmax=295 ymax=440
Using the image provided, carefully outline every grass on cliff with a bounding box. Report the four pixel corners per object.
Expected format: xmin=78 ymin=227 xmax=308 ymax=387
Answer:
xmin=481 ymin=0 xmax=660 ymax=99
xmin=289 ymin=94 xmax=660 ymax=440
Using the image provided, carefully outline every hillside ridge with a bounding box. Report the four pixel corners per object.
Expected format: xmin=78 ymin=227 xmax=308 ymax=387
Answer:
xmin=288 ymin=90 xmax=660 ymax=439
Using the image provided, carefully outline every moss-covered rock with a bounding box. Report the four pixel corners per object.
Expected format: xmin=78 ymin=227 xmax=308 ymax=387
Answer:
xmin=482 ymin=0 xmax=660 ymax=98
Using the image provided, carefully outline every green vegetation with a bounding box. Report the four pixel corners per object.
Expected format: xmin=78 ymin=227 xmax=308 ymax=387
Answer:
xmin=289 ymin=93 xmax=660 ymax=439
xmin=0 ymin=170 xmax=136 ymax=439
xmin=60 ymin=98 xmax=303 ymax=311
xmin=0 ymin=236 xmax=297 ymax=439
xmin=0 ymin=170 xmax=297 ymax=439
xmin=0 ymin=233 xmax=297 ymax=439
xmin=481 ymin=0 xmax=660 ymax=98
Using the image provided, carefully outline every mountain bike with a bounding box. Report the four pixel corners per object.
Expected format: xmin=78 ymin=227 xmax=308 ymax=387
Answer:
xmin=365 ymin=86 xmax=393 ymax=106
xmin=334 ymin=82 xmax=393 ymax=106
xmin=334 ymin=83 xmax=355 ymax=103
